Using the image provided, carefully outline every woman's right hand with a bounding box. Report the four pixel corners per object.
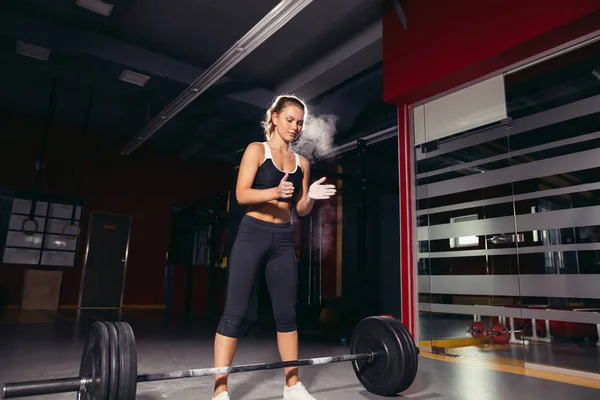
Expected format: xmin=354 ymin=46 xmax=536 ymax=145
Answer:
xmin=277 ymin=173 xmax=294 ymax=199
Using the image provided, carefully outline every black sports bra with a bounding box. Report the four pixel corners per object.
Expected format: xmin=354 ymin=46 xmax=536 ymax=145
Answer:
xmin=251 ymin=142 xmax=304 ymax=203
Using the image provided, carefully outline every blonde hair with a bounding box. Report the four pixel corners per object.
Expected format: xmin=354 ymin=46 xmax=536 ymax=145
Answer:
xmin=260 ymin=94 xmax=307 ymax=140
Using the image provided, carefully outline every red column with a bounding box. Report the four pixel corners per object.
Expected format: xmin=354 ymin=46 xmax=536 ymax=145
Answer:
xmin=397 ymin=105 xmax=417 ymax=336
xmin=384 ymin=0 xmax=600 ymax=339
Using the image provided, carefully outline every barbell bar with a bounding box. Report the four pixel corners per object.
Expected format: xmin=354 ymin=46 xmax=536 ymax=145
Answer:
xmin=3 ymin=354 xmax=375 ymax=398
xmin=138 ymin=352 xmax=375 ymax=382
xmin=2 ymin=316 xmax=419 ymax=399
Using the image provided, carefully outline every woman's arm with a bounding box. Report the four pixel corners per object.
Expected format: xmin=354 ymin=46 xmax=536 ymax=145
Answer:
xmin=235 ymin=143 xmax=279 ymax=205
xmin=295 ymin=156 xmax=315 ymax=217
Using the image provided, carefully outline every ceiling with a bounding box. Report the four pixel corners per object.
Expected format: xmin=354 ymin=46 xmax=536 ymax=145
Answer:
xmin=0 ymin=0 xmax=398 ymax=167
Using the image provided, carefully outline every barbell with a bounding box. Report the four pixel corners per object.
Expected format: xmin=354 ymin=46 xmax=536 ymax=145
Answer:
xmin=2 ymin=315 xmax=419 ymax=399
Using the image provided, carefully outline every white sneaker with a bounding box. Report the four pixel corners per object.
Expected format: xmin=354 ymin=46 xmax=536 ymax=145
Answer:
xmin=283 ymin=382 xmax=316 ymax=400
xmin=212 ymin=391 xmax=230 ymax=400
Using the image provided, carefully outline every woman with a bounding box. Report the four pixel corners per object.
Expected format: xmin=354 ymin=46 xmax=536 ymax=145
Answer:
xmin=212 ymin=95 xmax=336 ymax=400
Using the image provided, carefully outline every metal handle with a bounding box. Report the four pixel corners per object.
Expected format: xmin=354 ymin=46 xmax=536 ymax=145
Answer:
xmin=3 ymin=377 xmax=82 ymax=398
xmin=487 ymin=234 xmax=524 ymax=244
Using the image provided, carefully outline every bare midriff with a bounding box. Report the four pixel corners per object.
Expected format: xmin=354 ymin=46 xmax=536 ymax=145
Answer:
xmin=246 ymin=200 xmax=293 ymax=224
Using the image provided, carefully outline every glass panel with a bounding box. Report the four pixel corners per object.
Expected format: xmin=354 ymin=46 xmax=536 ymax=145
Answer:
xmin=505 ymin=38 xmax=600 ymax=374
xmin=47 ymin=203 xmax=82 ymax=220
xmin=5 ymin=231 xmax=43 ymax=248
xmin=8 ymin=215 xmax=45 ymax=231
xmin=2 ymin=197 xmax=82 ymax=267
xmin=41 ymin=250 xmax=75 ymax=267
xmin=2 ymin=247 xmax=40 ymax=264
xmin=414 ymin=117 xmax=526 ymax=364
xmin=11 ymin=199 xmax=47 ymax=216
xmin=44 ymin=234 xmax=78 ymax=251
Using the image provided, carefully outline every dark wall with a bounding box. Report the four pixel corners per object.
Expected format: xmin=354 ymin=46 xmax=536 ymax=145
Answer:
xmin=0 ymin=109 xmax=232 ymax=307
xmin=340 ymin=158 xmax=361 ymax=314
xmin=341 ymin=147 xmax=401 ymax=319
xmin=378 ymin=193 xmax=401 ymax=316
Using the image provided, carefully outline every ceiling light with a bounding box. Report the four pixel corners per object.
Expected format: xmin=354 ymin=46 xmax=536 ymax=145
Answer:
xmin=76 ymin=0 xmax=114 ymax=17
xmin=119 ymin=70 xmax=151 ymax=87
xmin=16 ymin=40 xmax=51 ymax=61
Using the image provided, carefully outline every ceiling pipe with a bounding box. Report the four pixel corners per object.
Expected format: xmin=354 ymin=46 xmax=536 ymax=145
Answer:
xmin=319 ymin=125 xmax=398 ymax=160
xmin=120 ymin=0 xmax=314 ymax=156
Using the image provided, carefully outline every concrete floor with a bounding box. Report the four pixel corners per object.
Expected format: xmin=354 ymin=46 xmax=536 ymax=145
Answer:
xmin=0 ymin=310 xmax=599 ymax=400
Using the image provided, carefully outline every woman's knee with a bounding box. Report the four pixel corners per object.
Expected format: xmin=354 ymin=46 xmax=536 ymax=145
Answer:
xmin=274 ymin=309 xmax=297 ymax=333
xmin=216 ymin=312 xmax=245 ymax=338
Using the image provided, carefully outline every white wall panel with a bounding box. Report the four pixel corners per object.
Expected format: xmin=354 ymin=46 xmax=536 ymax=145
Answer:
xmin=419 ymin=302 xmax=600 ymax=324
xmin=419 ymin=274 xmax=600 ymax=299
xmin=413 ymin=75 xmax=507 ymax=146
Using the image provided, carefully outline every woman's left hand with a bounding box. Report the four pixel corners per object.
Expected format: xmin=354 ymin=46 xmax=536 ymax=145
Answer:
xmin=308 ymin=177 xmax=337 ymax=200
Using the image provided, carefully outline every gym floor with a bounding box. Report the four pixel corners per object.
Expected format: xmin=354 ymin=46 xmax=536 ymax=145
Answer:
xmin=419 ymin=315 xmax=600 ymax=374
xmin=1 ymin=309 xmax=599 ymax=400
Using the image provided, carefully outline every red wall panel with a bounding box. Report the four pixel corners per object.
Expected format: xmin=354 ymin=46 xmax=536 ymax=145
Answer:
xmin=383 ymin=0 xmax=600 ymax=106
xmin=0 ymin=109 xmax=232 ymax=308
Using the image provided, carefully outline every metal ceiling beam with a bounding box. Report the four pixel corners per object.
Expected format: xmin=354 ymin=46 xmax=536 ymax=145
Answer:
xmin=120 ymin=0 xmax=314 ymax=155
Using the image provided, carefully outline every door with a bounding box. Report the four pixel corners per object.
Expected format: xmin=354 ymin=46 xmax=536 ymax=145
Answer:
xmin=415 ymin=118 xmax=526 ymax=357
xmin=79 ymin=212 xmax=131 ymax=309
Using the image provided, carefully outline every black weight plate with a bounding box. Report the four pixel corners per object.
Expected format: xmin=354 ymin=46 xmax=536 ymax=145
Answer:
xmin=386 ymin=316 xmax=419 ymax=392
xmin=103 ymin=322 xmax=120 ymax=400
xmin=79 ymin=321 xmax=110 ymax=400
xmin=114 ymin=321 xmax=138 ymax=400
xmin=350 ymin=316 xmax=415 ymax=396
